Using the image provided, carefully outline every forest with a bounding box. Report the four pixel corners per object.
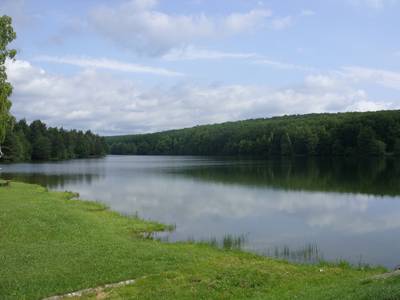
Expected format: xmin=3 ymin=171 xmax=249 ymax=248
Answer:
xmin=0 ymin=118 xmax=108 ymax=162
xmin=107 ymin=110 xmax=400 ymax=157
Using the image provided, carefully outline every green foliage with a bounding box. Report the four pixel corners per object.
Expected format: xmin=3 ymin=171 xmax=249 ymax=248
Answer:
xmin=357 ymin=126 xmax=386 ymax=156
xmin=2 ymin=182 xmax=400 ymax=299
xmin=394 ymin=139 xmax=400 ymax=156
xmin=0 ymin=15 xmax=16 ymax=150
xmin=107 ymin=110 xmax=400 ymax=157
xmin=32 ymin=135 xmax=51 ymax=160
xmin=280 ymin=132 xmax=293 ymax=156
xmin=0 ymin=119 xmax=108 ymax=162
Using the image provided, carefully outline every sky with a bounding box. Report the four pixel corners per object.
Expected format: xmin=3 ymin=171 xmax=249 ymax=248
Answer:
xmin=1 ymin=0 xmax=400 ymax=135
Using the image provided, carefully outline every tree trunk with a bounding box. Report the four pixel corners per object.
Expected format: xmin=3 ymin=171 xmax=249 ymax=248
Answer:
xmin=0 ymin=144 xmax=3 ymax=159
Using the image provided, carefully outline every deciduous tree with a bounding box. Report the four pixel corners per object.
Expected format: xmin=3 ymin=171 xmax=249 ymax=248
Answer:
xmin=0 ymin=15 xmax=16 ymax=158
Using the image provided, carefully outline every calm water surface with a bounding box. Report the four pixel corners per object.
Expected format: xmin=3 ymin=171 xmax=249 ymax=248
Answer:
xmin=1 ymin=155 xmax=400 ymax=268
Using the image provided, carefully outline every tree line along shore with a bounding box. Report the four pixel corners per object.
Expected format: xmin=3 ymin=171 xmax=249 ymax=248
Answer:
xmin=2 ymin=110 xmax=400 ymax=163
xmin=107 ymin=110 xmax=400 ymax=157
xmin=1 ymin=119 xmax=108 ymax=162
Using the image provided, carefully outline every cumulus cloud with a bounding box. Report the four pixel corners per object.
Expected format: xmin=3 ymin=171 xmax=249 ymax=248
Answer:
xmin=35 ymin=55 xmax=184 ymax=77
xmin=341 ymin=66 xmax=400 ymax=90
xmin=89 ymin=0 xmax=277 ymax=55
xmin=307 ymin=66 xmax=400 ymax=91
xmin=305 ymin=74 xmax=345 ymax=90
xmin=223 ymin=9 xmax=272 ymax=32
xmin=5 ymin=59 xmax=396 ymax=136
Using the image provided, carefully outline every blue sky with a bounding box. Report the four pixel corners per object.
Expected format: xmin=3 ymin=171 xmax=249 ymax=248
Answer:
xmin=1 ymin=0 xmax=400 ymax=135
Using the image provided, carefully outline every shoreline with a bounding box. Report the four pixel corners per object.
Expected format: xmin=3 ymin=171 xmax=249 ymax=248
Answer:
xmin=1 ymin=180 xmax=400 ymax=299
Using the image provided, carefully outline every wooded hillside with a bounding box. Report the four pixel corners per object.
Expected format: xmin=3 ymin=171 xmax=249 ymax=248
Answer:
xmin=106 ymin=110 xmax=400 ymax=157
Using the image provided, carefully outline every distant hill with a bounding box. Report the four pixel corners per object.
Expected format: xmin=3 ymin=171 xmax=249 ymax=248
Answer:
xmin=105 ymin=110 xmax=400 ymax=157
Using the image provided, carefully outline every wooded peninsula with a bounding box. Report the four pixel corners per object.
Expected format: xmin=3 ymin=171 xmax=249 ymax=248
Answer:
xmin=2 ymin=119 xmax=108 ymax=162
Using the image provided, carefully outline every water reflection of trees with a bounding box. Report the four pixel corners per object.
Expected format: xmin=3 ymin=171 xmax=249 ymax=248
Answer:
xmin=0 ymin=173 xmax=100 ymax=189
xmin=264 ymin=244 xmax=324 ymax=264
xmin=176 ymin=158 xmax=400 ymax=196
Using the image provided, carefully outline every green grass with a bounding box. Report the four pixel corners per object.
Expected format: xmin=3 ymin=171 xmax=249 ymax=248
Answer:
xmin=1 ymin=181 xmax=399 ymax=299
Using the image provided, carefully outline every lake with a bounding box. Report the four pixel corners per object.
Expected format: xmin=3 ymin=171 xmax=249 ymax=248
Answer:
xmin=1 ymin=155 xmax=400 ymax=268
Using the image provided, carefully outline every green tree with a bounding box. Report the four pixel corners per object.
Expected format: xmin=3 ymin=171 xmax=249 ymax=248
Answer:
xmin=269 ymin=131 xmax=281 ymax=156
xmin=32 ymin=135 xmax=51 ymax=160
xmin=238 ymin=139 xmax=253 ymax=155
xmin=2 ymin=118 xmax=22 ymax=161
xmin=0 ymin=16 xmax=16 ymax=158
xmin=49 ymin=128 xmax=66 ymax=160
xmin=155 ymin=136 xmax=172 ymax=154
xmin=15 ymin=129 xmax=31 ymax=160
xmin=332 ymin=139 xmax=345 ymax=156
xmin=357 ymin=127 xmax=386 ymax=156
xmin=255 ymin=134 xmax=270 ymax=156
xmin=0 ymin=116 xmax=106 ymax=162
xmin=75 ymin=132 xmax=90 ymax=158
xmin=94 ymin=137 xmax=108 ymax=156
xmin=105 ymin=110 xmax=400 ymax=158
xmin=29 ymin=120 xmax=47 ymax=142
xmin=280 ymin=132 xmax=293 ymax=156
xmin=291 ymin=127 xmax=318 ymax=156
xmin=137 ymin=141 xmax=150 ymax=154
xmin=316 ymin=128 xmax=332 ymax=156
xmin=394 ymin=139 xmax=400 ymax=156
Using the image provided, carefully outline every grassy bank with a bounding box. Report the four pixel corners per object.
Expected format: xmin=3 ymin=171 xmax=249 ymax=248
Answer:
xmin=1 ymin=182 xmax=400 ymax=299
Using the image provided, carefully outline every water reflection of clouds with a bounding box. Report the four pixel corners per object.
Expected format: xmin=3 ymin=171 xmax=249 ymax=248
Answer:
xmin=309 ymin=210 xmax=400 ymax=234
xmin=78 ymin=174 xmax=400 ymax=235
xmin=86 ymin=175 xmax=400 ymax=267
xmin=2 ymin=156 xmax=400 ymax=267
xmin=2 ymin=157 xmax=399 ymax=236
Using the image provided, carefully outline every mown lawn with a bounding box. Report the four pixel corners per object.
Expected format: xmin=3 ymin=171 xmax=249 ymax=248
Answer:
xmin=1 ymin=181 xmax=399 ymax=299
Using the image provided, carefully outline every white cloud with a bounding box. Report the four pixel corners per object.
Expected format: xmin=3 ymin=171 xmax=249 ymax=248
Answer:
xmin=5 ymin=59 xmax=396 ymax=136
xmin=162 ymin=46 xmax=313 ymax=73
xmin=346 ymin=99 xmax=390 ymax=111
xmin=223 ymin=9 xmax=272 ymax=32
xmin=305 ymin=74 xmax=344 ymax=90
xmin=162 ymin=46 xmax=258 ymax=61
xmin=341 ymin=66 xmax=400 ymax=90
xmin=255 ymin=59 xmax=315 ymax=71
xmin=35 ymin=55 xmax=184 ymax=77
xmin=89 ymin=0 xmax=277 ymax=55
xmin=90 ymin=1 xmax=213 ymax=56
xmin=305 ymin=66 xmax=400 ymax=91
